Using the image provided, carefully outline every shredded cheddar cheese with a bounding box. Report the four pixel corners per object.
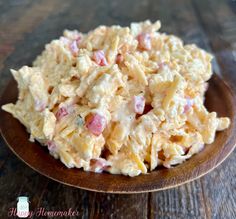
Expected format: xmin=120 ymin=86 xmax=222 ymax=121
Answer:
xmin=2 ymin=20 xmax=230 ymax=176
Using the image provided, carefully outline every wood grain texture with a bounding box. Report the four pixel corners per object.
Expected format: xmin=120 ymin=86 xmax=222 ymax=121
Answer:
xmin=0 ymin=0 xmax=69 ymax=68
xmin=0 ymin=0 xmax=235 ymax=218
xmin=191 ymin=1 xmax=236 ymax=218
xmin=88 ymin=192 xmax=148 ymax=219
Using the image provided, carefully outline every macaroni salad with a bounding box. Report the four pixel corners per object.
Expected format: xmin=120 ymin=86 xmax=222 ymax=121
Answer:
xmin=2 ymin=20 xmax=230 ymax=176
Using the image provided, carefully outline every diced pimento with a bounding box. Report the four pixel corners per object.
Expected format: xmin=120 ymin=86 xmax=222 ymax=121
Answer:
xmin=92 ymin=50 xmax=108 ymax=66
xmin=34 ymin=99 xmax=46 ymax=112
xmin=76 ymin=35 xmax=82 ymax=44
xmin=115 ymin=53 xmax=123 ymax=64
xmin=137 ymin=33 xmax=151 ymax=50
xmin=56 ymin=107 xmax=69 ymax=120
xmin=69 ymin=40 xmax=79 ymax=56
xmin=85 ymin=113 xmax=106 ymax=136
xmin=90 ymin=158 xmax=110 ymax=173
xmin=184 ymin=98 xmax=194 ymax=113
xmin=46 ymin=140 xmax=57 ymax=153
xmin=133 ymin=95 xmax=145 ymax=114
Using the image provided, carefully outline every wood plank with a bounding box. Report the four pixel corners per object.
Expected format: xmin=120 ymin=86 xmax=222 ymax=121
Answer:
xmin=199 ymin=154 xmax=236 ymax=219
xmin=0 ymin=135 xmax=51 ymax=217
xmin=0 ymin=0 xmax=33 ymax=20
xmin=0 ymin=153 xmax=90 ymax=219
xmin=192 ymin=0 xmax=236 ymax=86
xmin=88 ymin=192 xmax=148 ymax=219
xmin=0 ymin=138 xmax=10 ymax=176
xmin=228 ymin=0 xmax=236 ymax=14
xmin=150 ymin=181 xmax=206 ymax=219
xmin=37 ymin=183 xmax=89 ymax=219
xmin=191 ymin=1 xmax=236 ymax=218
xmin=0 ymin=0 xmax=69 ymax=71
xmin=0 ymin=151 xmax=45 ymax=218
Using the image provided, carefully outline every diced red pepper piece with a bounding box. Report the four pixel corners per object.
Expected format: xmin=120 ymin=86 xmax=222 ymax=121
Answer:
xmin=46 ymin=140 xmax=57 ymax=153
xmin=137 ymin=33 xmax=151 ymax=50
xmin=90 ymin=158 xmax=110 ymax=173
xmin=76 ymin=35 xmax=82 ymax=44
xmin=133 ymin=96 xmax=145 ymax=114
xmin=92 ymin=50 xmax=108 ymax=66
xmin=56 ymin=107 xmax=69 ymax=120
xmin=85 ymin=113 xmax=106 ymax=136
xmin=69 ymin=40 xmax=79 ymax=56
xmin=184 ymin=98 xmax=194 ymax=113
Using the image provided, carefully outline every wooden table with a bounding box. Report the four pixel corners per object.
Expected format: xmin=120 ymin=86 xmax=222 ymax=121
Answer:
xmin=0 ymin=0 xmax=235 ymax=218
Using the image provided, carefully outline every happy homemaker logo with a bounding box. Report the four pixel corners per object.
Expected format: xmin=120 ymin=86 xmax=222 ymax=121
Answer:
xmin=16 ymin=196 xmax=30 ymax=218
xmin=8 ymin=196 xmax=80 ymax=218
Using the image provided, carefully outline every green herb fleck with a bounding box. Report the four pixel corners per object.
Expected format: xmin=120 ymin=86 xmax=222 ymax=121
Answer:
xmin=76 ymin=115 xmax=84 ymax=126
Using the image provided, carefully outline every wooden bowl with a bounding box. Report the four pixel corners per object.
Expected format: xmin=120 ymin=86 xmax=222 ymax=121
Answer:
xmin=0 ymin=74 xmax=235 ymax=193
